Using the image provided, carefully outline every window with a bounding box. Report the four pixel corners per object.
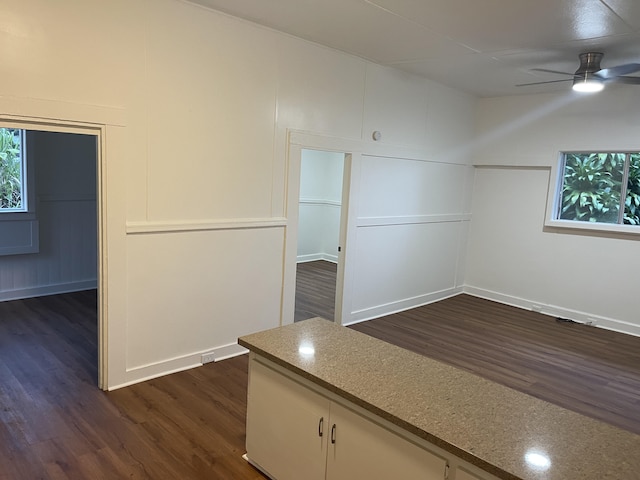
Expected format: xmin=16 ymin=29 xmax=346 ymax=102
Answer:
xmin=0 ymin=126 xmax=38 ymax=256
xmin=555 ymin=152 xmax=640 ymax=226
xmin=0 ymin=128 xmax=26 ymax=212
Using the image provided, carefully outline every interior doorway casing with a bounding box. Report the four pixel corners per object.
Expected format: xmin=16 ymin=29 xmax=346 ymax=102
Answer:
xmin=0 ymin=115 xmax=110 ymax=389
xmin=283 ymin=131 xmax=362 ymax=326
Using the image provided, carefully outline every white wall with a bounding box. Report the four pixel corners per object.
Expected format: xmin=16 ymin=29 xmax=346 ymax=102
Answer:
xmin=348 ymin=154 xmax=474 ymax=323
xmin=298 ymin=149 xmax=344 ymax=263
xmin=0 ymin=131 xmax=97 ymax=301
xmin=0 ymin=0 xmax=476 ymax=388
xmin=466 ymin=88 xmax=640 ymax=336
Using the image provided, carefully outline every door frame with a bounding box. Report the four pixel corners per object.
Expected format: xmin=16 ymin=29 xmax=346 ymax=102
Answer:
xmin=283 ymin=131 xmax=362 ymax=326
xmin=0 ymin=110 xmax=121 ymax=390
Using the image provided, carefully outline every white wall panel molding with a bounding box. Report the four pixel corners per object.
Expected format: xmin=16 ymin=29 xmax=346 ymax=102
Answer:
xmin=464 ymin=286 xmax=640 ymax=338
xmin=345 ymin=287 xmax=463 ymax=325
xmin=474 ymin=163 xmax=552 ymax=170
xmin=357 ymin=214 xmax=471 ymax=227
xmin=289 ymin=130 xmax=471 ymax=166
xmin=126 ymin=217 xmax=287 ymax=234
xmin=0 ymin=101 xmax=126 ymax=128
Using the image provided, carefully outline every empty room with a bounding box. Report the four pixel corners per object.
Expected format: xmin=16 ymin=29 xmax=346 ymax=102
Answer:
xmin=1 ymin=0 xmax=639 ymax=479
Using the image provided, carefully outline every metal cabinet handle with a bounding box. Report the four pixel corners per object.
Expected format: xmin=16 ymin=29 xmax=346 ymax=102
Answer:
xmin=318 ymin=417 xmax=324 ymax=437
xmin=331 ymin=424 xmax=336 ymax=444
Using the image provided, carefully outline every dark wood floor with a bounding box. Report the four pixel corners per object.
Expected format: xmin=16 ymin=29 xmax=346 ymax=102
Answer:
xmin=297 ymin=261 xmax=640 ymax=435
xmin=294 ymin=260 xmax=337 ymax=322
xmin=2 ymin=282 xmax=640 ymax=478
xmin=0 ymin=291 xmax=265 ymax=480
xmin=350 ymin=294 xmax=640 ymax=436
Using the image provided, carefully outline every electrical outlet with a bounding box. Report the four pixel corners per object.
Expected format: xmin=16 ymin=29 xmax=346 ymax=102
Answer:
xmin=201 ymin=352 xmax=216 ymax=364
xmin=531 ymin=304 xmax=542 ymax=313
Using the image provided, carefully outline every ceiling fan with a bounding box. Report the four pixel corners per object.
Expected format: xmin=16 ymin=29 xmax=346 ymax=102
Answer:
xmin=517 ymin=52 xmax=640 ymax=92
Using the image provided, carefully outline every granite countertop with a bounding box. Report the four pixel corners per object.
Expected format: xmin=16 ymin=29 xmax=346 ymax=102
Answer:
xmin=238 ymin=317 xmax=640 ymax=480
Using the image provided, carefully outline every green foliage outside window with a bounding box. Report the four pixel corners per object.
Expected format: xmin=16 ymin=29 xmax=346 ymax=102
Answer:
xmin=558 ymin=152 xmax=639 ymax=225
xmin=625 ymin=154 xmax=640 ymax=225
xmin=0 ymin=128 xmax=23 ymax=210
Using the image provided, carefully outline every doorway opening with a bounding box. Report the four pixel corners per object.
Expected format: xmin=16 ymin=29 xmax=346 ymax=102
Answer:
xmin=294 ymin=149 xmax=346 ymax=322
xmin=0 ymin=122 xmax=102 ymax=387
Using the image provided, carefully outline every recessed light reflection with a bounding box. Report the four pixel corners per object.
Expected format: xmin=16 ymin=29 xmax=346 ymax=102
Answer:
xmin=525 ymin=451 xmax=551 ymax=471
xmin=298 ymin=342 xmax=315 ymax=356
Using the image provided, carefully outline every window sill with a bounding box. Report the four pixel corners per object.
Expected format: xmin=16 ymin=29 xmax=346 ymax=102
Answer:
xmin=544 ymin=219 xmax=640 ymax=236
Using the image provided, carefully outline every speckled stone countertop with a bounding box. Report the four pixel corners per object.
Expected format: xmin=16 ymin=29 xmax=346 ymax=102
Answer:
xmin=238 ymin=317 xmax=640 ymax=480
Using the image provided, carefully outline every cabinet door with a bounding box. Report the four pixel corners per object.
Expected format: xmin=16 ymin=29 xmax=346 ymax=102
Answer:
xmin=246 ymin=359 xmax=330 ymax=480
xmin=326 ymin=402 xmax=447 ymax=480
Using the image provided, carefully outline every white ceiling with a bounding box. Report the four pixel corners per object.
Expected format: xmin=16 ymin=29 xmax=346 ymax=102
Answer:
xmin=186 ymin=0 xmax=640 ymax=97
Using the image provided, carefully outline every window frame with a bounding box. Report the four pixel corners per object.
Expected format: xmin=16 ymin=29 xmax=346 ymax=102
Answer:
xmin=0 ymin=128 xmax=27 ymax=213
xmin=0 ymin=124 xmax=38 ymax=255
xmin=545 ymin=150 xmax=640 ymax=236
xmin=0 ymin=126 xmax=35 ymax=221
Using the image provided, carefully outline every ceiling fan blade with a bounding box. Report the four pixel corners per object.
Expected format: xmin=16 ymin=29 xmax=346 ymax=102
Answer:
xmin=606 ymin=75 xmax=640 ymax=84
xmin=530 ymin=68 xmax=576 ymax=76
xmin=516 ymin=78 xmax=574 ymax=87
xmin=596 ymin=63 xmax=640 ymax=79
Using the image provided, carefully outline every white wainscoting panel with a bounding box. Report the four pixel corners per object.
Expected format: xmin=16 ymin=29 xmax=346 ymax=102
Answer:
xmin=125 ymin=225 xmax=284 ymax=373
xmin=350 ymin=221 xmax=464 ymax=318
xmin=344 ymin=154 xmax=472 ymax=323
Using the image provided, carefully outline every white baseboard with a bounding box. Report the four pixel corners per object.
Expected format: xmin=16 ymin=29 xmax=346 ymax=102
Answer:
xmin=207 ymin=343 xmax=249 ymax=362
xmin=463 ymin=286 xmax=640 ymax=338
xmin=0 ymin=280 xmax=97 ymax=302
xmin=111 ymin=359 xmax=202 ymax=391
xmin=297 ymin=253 xmax=338 ymax=263
xmin=344 ymin=287 xmax=463 ymax=326
xmin=108 ymin=342 xmax=250 ymax=391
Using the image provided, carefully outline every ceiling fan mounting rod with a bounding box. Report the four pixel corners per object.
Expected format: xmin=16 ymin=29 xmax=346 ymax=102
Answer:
xmin=576 ymin=52 xmax=603 ymax=75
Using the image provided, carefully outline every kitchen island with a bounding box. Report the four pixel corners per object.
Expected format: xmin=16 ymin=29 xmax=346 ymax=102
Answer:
xmin=238 ymin=317 xmax=640 ymax=480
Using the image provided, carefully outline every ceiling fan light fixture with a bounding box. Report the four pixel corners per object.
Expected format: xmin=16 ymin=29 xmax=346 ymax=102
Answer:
xmin=572 ymin=73 xmax=604 ymax=93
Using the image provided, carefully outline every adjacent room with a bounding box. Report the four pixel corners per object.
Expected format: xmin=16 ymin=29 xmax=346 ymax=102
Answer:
xmin=0 ymin=0 xmax=639 ymax=478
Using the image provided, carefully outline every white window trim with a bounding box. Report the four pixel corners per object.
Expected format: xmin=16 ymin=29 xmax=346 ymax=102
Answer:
xmin=0 ymin=127 xmax=39 ymax=254
xmin=544 ymin=152 xmax=640 ymax=236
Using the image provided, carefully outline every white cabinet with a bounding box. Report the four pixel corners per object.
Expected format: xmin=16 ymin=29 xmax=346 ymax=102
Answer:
xmin=246 ymin=358 xmax=329 ymax=480
xmin=246 ymin=356 xmax=448 ymax=480
xmin=325 ymin=401 xmax=447 ymax=480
